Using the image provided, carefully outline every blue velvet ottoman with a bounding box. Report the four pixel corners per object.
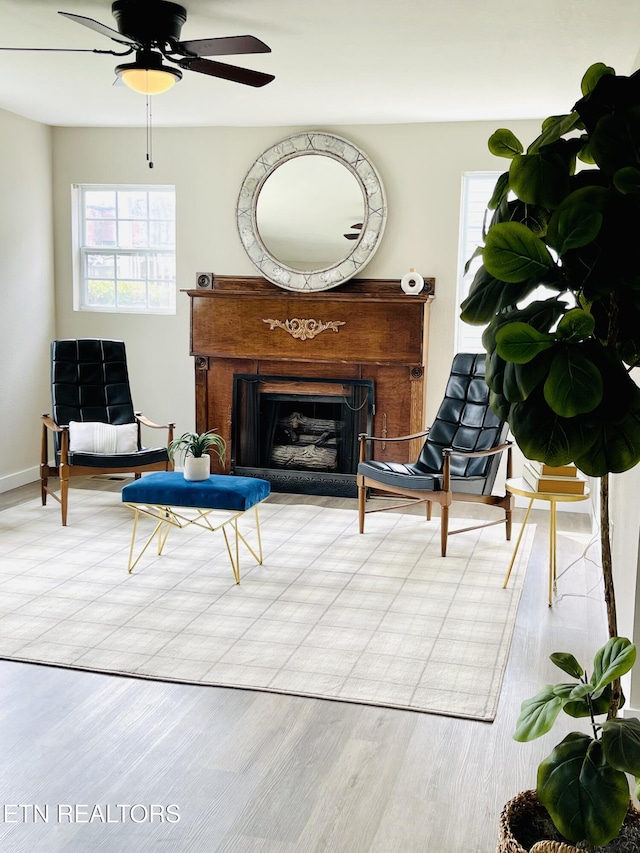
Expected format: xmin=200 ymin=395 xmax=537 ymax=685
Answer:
xmin=122 ymin=472 xmax=271 ymax=583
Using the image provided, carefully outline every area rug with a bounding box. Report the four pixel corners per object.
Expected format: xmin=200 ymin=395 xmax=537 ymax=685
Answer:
xmin=0 ymin=491 xmax=534 ymax=721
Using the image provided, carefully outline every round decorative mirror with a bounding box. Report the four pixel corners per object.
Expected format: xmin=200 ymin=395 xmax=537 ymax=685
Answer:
xmin=236 ymin=132 xmax=387 ymax=292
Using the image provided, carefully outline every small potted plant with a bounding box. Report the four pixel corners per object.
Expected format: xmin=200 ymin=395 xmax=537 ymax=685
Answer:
xmin=498 ymin=637 xmax=640 ymax=851
xmin=168 ymin=429 xmax=226 ymax=481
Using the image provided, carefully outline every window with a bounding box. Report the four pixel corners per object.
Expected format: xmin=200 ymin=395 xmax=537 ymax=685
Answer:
xmin=456 ymin=172 xmax=571 ymax=354
xmin=75 ymin=185 xmax=176 ymax=314
xmin=456 ymin=172 xmax=501 ymax=353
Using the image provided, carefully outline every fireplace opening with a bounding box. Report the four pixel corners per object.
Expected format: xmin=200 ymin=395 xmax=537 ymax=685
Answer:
xmin=232 ymin=375 xmax=374 ymax=496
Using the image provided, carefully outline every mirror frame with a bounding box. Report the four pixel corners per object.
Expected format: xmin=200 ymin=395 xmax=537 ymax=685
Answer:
xmin=236 ymin=131 xmax=387 ymax=292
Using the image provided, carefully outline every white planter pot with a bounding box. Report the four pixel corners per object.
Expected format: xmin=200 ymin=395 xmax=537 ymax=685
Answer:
xmin=183 ymin=455 xmax=210 ymax=481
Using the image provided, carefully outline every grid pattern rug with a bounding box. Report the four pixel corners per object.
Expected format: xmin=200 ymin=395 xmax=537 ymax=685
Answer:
xmin=0 ymin=491 xmax=534 ymax=721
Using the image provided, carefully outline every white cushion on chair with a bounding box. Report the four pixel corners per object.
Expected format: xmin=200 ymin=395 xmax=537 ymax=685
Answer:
xmin=68 ymin=422 xmax=138 ymax=454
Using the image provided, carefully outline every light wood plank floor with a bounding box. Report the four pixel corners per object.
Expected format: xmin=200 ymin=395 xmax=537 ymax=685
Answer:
xmin=0 ymin=480 xmax=602 ymax=852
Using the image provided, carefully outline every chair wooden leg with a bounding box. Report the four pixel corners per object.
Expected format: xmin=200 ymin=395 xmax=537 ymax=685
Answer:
xmin=40 ymin=425 xmax=49 ymax=506
xmin=358 ymin=481 xmax=366 ymax=533
xmin=440 ymin=504 xmax=449 ymax=556
xmin=506 ymin=507 xmax=513 ymax=541
xmin=426 ymin=500 xmax=432 ymax=521
xmin=40 ymin=466 xmax=48 ymax=506
xmin=60 ymin=467 xmax=69 ymax=526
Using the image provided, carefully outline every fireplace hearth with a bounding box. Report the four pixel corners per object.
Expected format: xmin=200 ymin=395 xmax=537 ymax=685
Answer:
xmin=232 ymin=375 xmax=374 ymax=496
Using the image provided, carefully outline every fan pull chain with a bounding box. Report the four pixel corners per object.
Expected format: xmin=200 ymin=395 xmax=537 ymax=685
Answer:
xmin=146 ymin=94 xmax=154 ymax=169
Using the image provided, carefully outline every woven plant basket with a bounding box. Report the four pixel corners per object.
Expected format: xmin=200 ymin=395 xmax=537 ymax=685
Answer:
xmin=496 ymin=789 xmax=640 ymax=853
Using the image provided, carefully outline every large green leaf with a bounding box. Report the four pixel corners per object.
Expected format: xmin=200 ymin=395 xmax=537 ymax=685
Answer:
xmin=459 ymin=265 xmax=534 ymax=324
xmin=614 ymin=166 xmax=640 ymax=194
xmin=489 ymin=197 xmax=552 ymax=238
xmin=581 ymin=62 xmax=616 ymax=96
xmin=528 ymin=113 xmax=582 ymax=154
xmin=589 ymin=109 xmax=640 ymax=176
xmin=488 ymin=129 xmax=523 ymax=159
xmin=482 ymin=297 xmax=567 ymax=352
xmin=509 ymin=151 xmax=570 ymax=207
xmin=576 ymin=405 xmax=640 ymax=475
xmin=513 ymin=686 xmax=564 ymax=742
xmin=602 ymin=717 xmax=640 ymax=775
xmin=591 ymin=637 xmax=636 ymax=694
xmin=502 ymin=358 xmax=548 ymax=402
xmin=483 ymin=222 xmax=555 ymax=283
xmin=510 ymin=393 xmax=598 ymax=466
xmin=485 ymin=349 xmax=505 ymax=393
xmin=556 ymin=308 xmax=595 ymax=341
xmin=543 ymin=347 xmax=603 ymax=417
xmin=487 ymin=171 xmax=510 ymax=210
xmin=550 ymin=652 xmax=583 ymax=679
xmin=496 ymin=322 xmax=555 ymax=364
xmin=564 ymin=684 xmax=623 ymax=718
xmin=489 ymin=389 xmax=511 ymax=422
xmin=546 ymin=202 xmax=603 ymax=254
xmin=537 ymin=734 xmax=629 ymax=845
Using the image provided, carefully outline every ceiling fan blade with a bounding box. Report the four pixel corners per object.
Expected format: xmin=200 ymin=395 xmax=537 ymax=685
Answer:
xmin=58 ymin=11 xmax=141 ymax=47
xmin=182 ymin=57 xmax=274 ymax=88
xmin=176 ymin=35 xmax=271 ymax=57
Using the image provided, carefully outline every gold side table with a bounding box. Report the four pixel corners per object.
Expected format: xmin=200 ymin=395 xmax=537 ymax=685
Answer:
xmin=503 ymin=476 xmax=591 ymax=607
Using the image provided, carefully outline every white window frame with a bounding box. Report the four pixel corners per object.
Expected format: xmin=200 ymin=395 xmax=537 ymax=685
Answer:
xmin=73 ymin=183 xmax=176 ymax=315
xmin=456 ymin=171 xmax=573 ymax=354
xmin=456 ymin=171 xmax=502 ymax=354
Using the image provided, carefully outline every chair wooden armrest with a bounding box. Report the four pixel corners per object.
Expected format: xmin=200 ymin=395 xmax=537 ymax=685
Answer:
xmin=358 ymin=429 xmax=430 ymax=444
xmin=42 ymin=414 xmax=65 ymax=433
xmin=134 ymin=413 xmax=176 ymax=430
xmin=442 ymin=440 xmax=513 ymax=488
xmin=442 ymin=440 xmax=512 ymax=459
xmin=135 ymin=413 xmax=175 ymax=448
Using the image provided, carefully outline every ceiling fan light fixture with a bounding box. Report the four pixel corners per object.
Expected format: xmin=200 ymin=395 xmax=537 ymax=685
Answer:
xmin=116 ymin=56 xmax=182 ymax=95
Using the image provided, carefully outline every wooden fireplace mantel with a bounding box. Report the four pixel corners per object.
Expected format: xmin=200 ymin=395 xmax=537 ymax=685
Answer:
xmin=186 ymin=275 xmax=434 ymax=480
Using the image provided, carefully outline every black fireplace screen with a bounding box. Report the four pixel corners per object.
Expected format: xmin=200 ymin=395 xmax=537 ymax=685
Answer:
xmin=232 ymin=375 xmax=374 ymax=492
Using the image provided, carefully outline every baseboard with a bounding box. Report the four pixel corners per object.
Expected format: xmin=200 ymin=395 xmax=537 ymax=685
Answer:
xmin=0 ymin=466 xmax=39 ymax=494
xmin=622 ymin=705 xmax=640 ymax=719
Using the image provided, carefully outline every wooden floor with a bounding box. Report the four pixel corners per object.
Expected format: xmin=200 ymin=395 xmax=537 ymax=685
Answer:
xmin=0 ymin=480 xmax=602 ymax=852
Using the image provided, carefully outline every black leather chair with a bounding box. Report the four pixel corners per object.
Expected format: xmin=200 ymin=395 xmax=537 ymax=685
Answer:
xmin=41 ymin=339 xmax=175 ymax=525
xmin=357 ymin=353 xmax=513 ymax=556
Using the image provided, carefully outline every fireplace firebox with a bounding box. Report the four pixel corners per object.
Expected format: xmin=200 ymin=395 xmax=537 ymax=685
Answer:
xmin=232 ymin=375 xmax=374 ymax=496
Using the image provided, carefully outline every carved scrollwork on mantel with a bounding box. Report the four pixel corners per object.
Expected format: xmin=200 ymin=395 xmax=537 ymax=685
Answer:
xmin=262 ymin=317 xmax=346 ymax=341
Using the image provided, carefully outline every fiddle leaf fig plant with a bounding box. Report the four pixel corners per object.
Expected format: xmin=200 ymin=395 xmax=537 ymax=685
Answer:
xmin=514 ymin=638 xmax=640 ymax=847
xmin=168 ymin=429 xmax=226 ymax=463
xmin=460 ymin=63 xmax=640 ymax=705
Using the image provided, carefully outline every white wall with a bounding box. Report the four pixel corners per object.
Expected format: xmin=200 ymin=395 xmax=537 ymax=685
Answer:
xmin=50 ymin=119 xmax=543 ymax=437
xmin=0 ymin=109 xmax=55 ymax=490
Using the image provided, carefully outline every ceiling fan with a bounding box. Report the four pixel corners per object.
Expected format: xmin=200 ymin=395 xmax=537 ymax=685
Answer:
xmin=0 ymin=0 xmax=275 ymax=93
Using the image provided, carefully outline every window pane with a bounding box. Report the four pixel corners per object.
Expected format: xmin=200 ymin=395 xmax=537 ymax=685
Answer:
xmin=117 ymin=280 xmax=147 ymax=307
xmin=116 ymin=254 xmax=147 ymax=280
xmin=86 ymin=279 xmax=116 ymax=306
xmin=118 ymin=220 xmax=149 ymax=248
xmin=147 ymin=253 xmax=175 ymax=280
xmin=86 ymin=253 xmax=115 ymax=279
xmin=149 ymin=191 xmax=175 ymax=220
xmin=85 ymin=219 xmax=116 ymax=247
xmin=148 ymin=281 xmax=174 ymax=309
xmin=84 ymin=191 xmax=116 ymax=219
xmin=149 ymin=220 xmax=175 ymax=248
xmin=117 ymin=191 xmax=148 ymax=220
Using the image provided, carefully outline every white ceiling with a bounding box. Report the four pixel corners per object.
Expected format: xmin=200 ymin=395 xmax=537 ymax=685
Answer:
xmin=0 ymin=0 xmax=639 ymax=128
